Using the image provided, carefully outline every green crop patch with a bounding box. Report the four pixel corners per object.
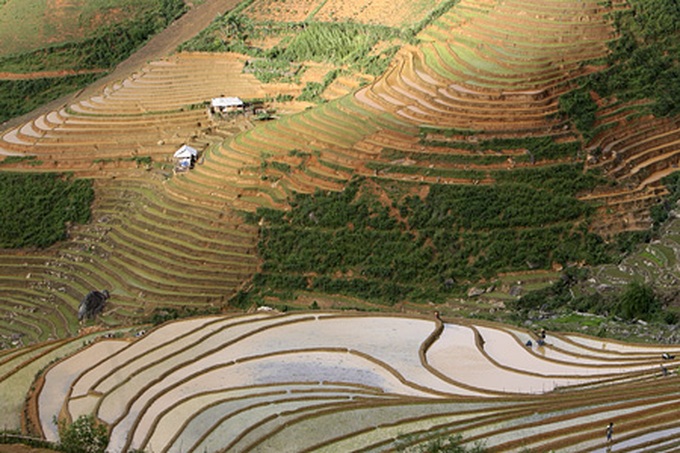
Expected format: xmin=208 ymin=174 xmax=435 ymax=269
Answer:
xmin=0 ymin=172 xmax=93 ymax=248
xmin=244 ymin=174 xmax=611 ymax=305
xmin=420 ymin=134 xmax=583 ymax=163
xmin=180 ymin=13 xmax=406 ymax=82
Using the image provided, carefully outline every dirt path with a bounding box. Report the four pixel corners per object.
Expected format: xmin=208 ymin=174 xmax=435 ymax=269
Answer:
xmin=0 ymin=69 xmax=107 ymax=80
xmin=0 ymin=0 xmax=242 ymax=132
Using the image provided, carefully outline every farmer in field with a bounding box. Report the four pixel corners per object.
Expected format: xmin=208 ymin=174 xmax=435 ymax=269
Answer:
xmin=606 ymin=422 xmax=614 ymax=444
xmin=537 ymin=328 xmax=547 ymax=346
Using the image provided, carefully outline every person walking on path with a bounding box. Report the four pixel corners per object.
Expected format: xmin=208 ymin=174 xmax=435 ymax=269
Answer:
xmin=606 ymin=422 xmax=614 ymax=444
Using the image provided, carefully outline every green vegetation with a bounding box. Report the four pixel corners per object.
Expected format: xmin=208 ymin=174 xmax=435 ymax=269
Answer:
xmin=560 ymin=0 xmax=680 ymax=136
xmin=0 ymin=431 xmax=54 ymax=450
xmin=558 ymin=89 xmax=598 ymax=138
xmin=180 ymin=12 xmax=406 ymax=82
xmin=421 ymin=133 xmax=582 ymax=162
xmin=397 ymin=433 xmax=486 ymax=453
xmin=0 ymin=0 xmax=181 ymax=56
xmin=0 ymin=0 xmax=186 ymax=72
xmin=514 ymin=272 xmax=675 ymax=324
xmin=282 ymin=22 xmax=401 ymax=74
xmin=0 ymin=155 xmax=41 ymax=165
xmin=617 ymin=281 xmax=661 ymax=321
xmin=298 ymin=69 xmax=341 ymax=103
xmin=650 ymin=171 xmax=680 ymax=230
xmin=57 ymin=415 xmax=108 ymax=453
xmin=145 ymin=306 xmax=221 ymax=325
xmin=406 ymin=0 xmax=461 ymax=37
xmin=0 ymin=173 xmax=93 ymax=248
xmin=242 ymin=172 xmax=610 ymax=305
xmin=0 ymin=74 xmax=98 ymax=124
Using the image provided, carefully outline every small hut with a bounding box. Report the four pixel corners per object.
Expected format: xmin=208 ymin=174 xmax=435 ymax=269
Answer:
xmin=78 ymin=290 xmax=109 ymax=320
xmin=211 ymin=97 xmax=244 ymax=114
xmin=173 ymin=144 xmax=198 ymax=172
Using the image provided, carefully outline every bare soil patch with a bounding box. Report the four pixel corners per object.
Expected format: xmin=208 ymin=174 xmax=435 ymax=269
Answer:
xmin=314 ymin=0 xmax=449 ymax=27
xmin=244 ymin=0 xmax=322 ymax=22
xmin=0 ymin=69 xmax=106 ymax=80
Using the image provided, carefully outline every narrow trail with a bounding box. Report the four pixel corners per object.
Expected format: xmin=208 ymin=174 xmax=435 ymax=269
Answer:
xmin=0 ymin=0 xmax=242 ymax=132
xmin=0 ymin=69 xmax=106 ymax=80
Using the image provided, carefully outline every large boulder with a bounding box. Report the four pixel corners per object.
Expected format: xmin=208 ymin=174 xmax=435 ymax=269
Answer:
xmin=78 ymin=290 xmax=109 ymax=320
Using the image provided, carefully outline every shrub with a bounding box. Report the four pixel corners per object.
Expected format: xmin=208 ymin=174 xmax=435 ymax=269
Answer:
xmin=397 ymin=433 xmax=487 ymax=452
xmin=616 ymin=281 xmax=660 ymax=321
xmin=0 ymin=75 xmax=98 ymax=124
xmin=57 ymin=415 xmax=108 ymax=453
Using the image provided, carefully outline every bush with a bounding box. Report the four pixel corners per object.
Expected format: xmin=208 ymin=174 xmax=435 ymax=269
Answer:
xmin=397 ymin=433 xmax=487 ymax=453
xmin=57 ymin=415 xmax=108 ymax=453
xmin=181 ymin=16 xmax=403 ymax=80
xmin=616 ymin=281 xmax=660 ymax=321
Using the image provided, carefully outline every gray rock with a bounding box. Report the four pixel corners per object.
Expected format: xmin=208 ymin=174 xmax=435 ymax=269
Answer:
xmin=467 ymin=287 xmax=486 ymax=297
xmin=509 ymin=285 xmax=523 ymax=297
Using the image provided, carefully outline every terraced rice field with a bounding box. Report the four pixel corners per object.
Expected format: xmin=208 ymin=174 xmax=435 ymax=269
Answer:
xmin=0 ymin=327 xmax=133 ymax=431
xmin=584 ymin=114 xmax=680 ymax=235
xmin=586 ymin=215 xmax=680 ymax=296
xmin=0 ymin=52 xmax=284 ymax=345
xmin=1 ymin=0 xmax=673 ymax=351
xmin=0 ymin=53 xmax=277 ymax=173
xmin=2 ymin=0 xmax=680 ymax=447
xmin=32 ymin=312 xmax=680 ymax=452
xmin=183 ymin=0 xmax=620 ymax=202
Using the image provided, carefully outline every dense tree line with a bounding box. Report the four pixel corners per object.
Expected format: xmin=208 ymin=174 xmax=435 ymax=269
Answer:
xmin=0 ymin=173 xmax=93 ymax=248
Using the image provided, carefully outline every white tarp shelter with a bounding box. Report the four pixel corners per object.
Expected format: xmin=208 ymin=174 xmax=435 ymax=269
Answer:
xmin=173 ymin=144 xmax=198 ymax=160
xmin=211 ymin=97 xmax=244 ymax=112
xmin=173 ymin=145 xmax=198 ymax=172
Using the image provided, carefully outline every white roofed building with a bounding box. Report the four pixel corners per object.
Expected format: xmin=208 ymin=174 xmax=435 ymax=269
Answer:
xmin=211 ymin=97 xmax=244 ymax=113
xmin=173 ymin=144 xmax=198 ymax=173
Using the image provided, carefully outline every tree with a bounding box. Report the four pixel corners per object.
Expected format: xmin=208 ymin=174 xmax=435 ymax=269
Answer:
xmin=617 ymin=281 xmax=660 ymax=321
xmin=58 ymin=415 xmax=108 ymax=453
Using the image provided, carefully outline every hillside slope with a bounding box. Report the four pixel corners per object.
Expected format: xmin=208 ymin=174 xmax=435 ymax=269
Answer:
xmin=1 ymin=0 xmax=679 ymax=345
xmin=1 ymin=0 xmax=680 ymax=449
